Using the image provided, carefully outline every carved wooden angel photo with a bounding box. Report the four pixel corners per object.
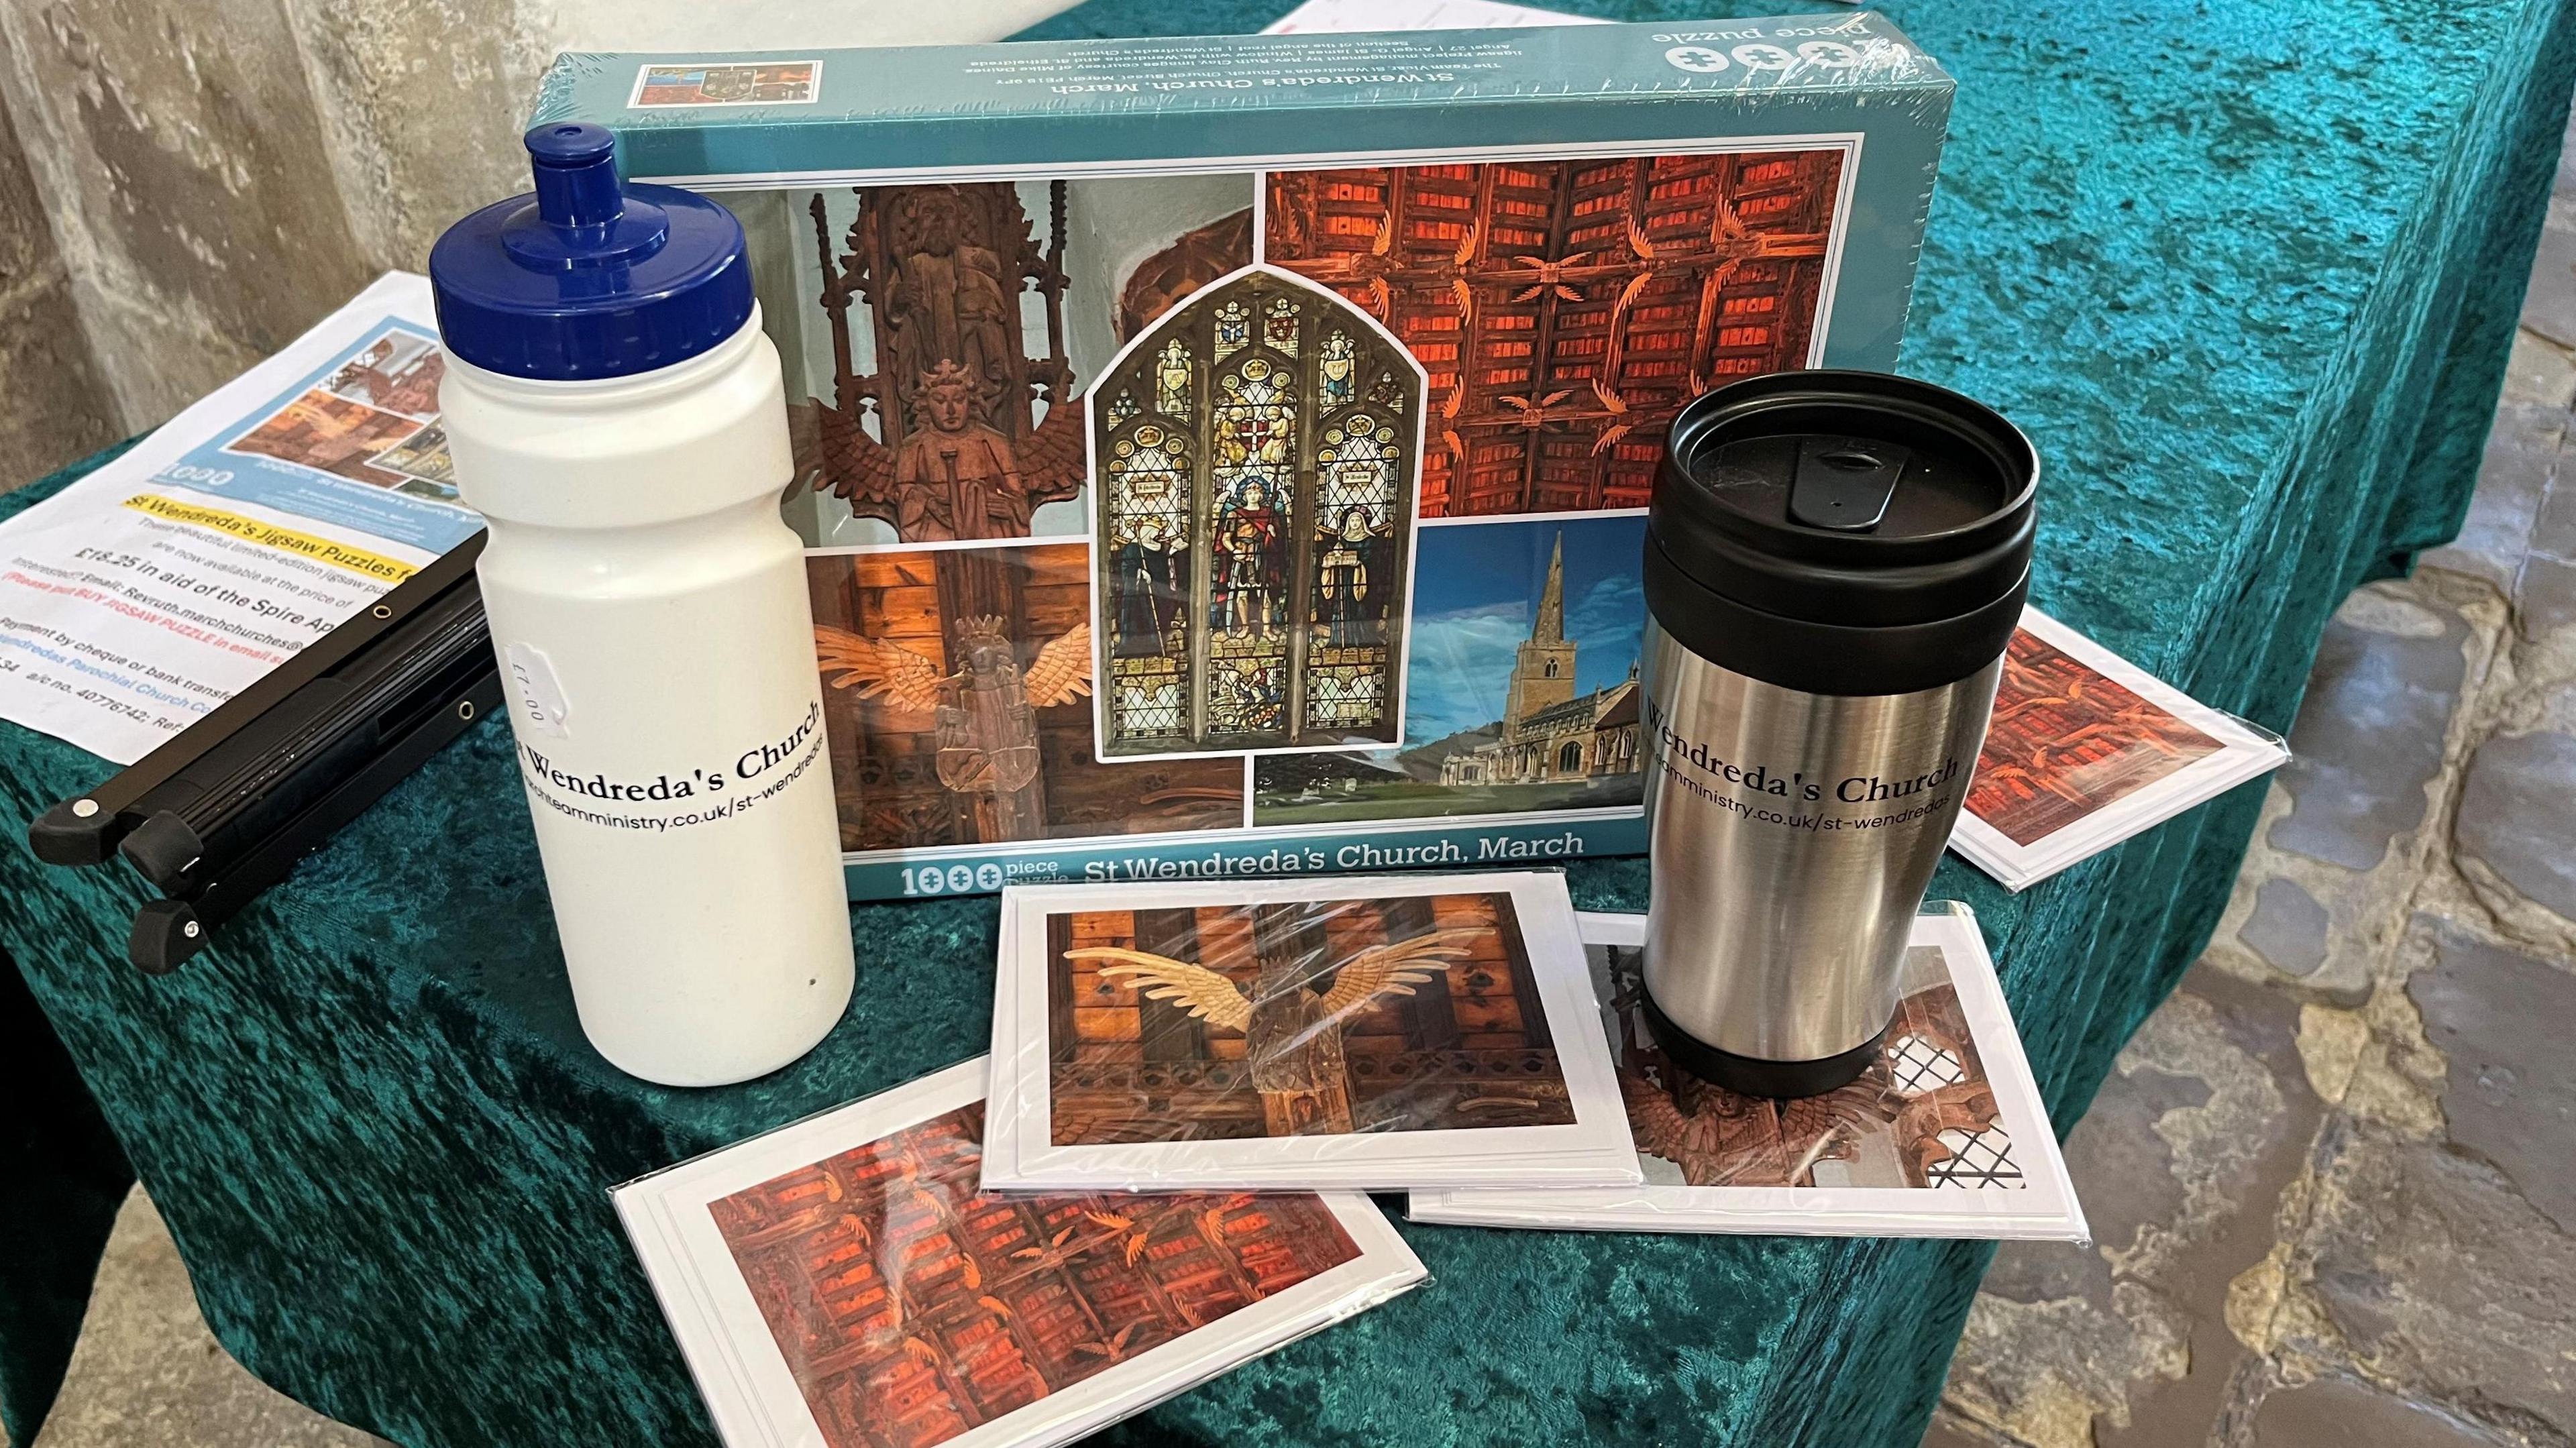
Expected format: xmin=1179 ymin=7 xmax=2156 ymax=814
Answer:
xmin=804 ymin=545 xmax=1245 ymax=854
xmin=783 ymin=177 xmax=1260 ymax=551
xmin=794 ymin=182 xmax=1091 ymax=545
xmin=979 ymin=873 xmax=1640 ymax=1192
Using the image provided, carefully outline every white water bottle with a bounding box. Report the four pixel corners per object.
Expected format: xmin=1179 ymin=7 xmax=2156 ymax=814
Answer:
xmin=430 ymin=123 xmax=853 ymax=1086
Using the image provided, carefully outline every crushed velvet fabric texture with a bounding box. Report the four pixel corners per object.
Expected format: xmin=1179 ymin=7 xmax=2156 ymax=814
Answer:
xmin=5 ymin=0 xmax=2574 ymax=1443
xmin=0 ymin=940 xmax=132 ymax=1448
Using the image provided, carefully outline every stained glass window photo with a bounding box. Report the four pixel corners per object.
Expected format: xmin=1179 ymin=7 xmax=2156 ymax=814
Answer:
xmin=731 ymin=135 xmax=1910 ymax=903
xmin=1089 ymin=268 xmax=1427 ymax=759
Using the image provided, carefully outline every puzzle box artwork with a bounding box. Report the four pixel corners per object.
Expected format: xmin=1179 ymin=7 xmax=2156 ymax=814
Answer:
xmin=807 ymin=544 xmax=1246 ymax=853
xmin=537 ymin=16 xmax=1955 ymax=899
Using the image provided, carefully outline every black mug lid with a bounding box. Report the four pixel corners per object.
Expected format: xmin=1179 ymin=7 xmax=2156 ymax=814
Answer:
xmin=1650 ymin=371 xmax=2039 ymax=629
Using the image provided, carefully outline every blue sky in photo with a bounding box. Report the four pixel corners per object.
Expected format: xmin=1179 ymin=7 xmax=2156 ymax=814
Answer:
xmin=1402 ymin=512 xmax=1647 ymax=745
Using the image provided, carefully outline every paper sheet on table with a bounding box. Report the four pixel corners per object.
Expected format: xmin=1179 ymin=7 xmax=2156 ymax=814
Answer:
xmin=0 ymin=272 xmax=482 ymax=763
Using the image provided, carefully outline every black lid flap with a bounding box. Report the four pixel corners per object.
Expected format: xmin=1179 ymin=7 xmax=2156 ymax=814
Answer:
xmin=1789 ymin=436 xmax=1911 ymax=531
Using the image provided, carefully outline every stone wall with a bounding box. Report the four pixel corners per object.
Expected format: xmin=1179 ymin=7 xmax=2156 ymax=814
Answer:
xmin=0 ymin=0 xmax=1074 ymax=491
xmin=0 ymin=82 xmax=115 ymax=488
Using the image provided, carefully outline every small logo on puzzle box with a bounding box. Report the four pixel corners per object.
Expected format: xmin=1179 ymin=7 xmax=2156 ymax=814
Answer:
xmin=630 ymin=60 xmax=820 ymax=108
xmin=1663 ymin=45 xmax=1730 ymax=73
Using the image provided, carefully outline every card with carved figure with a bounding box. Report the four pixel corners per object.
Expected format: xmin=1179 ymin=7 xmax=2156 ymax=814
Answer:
xmin=979 ymin=872 xmax=1638 ymax=1192
xmin=614 ymin=1059 xmax=1424 ymax=1448
xmin=1950 ymin=608 xmax=2290 ymax=891
xmin=1407 ymin=908 xmax=2088 ymax=1240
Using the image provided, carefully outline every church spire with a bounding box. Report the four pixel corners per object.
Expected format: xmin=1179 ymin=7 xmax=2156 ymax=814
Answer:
xmin=1500 ymin=528 xmax=1579 ymax=742
xmin=1533 ymin=531 xmax=1565 ymax=644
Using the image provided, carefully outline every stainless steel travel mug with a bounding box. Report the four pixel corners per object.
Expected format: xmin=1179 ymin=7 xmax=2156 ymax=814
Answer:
xmin=1640 ymin=372 xmax=2038 ymax=1097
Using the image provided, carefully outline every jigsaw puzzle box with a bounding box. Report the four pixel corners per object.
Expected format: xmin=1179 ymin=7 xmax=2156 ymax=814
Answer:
xmin=531 ymin=14 xmax=1954 ymax=901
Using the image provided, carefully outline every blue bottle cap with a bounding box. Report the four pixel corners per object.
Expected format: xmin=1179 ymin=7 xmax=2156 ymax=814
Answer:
xmin=429 ymin=123 xmax=754 ymax=381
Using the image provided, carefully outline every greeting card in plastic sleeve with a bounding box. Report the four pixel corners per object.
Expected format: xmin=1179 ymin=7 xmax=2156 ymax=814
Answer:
xmin=1951 ymin=608 xmax=2289 ymax=891
xmin=1409 ymin=906 xmax=2088 ymax=1241
xmin=981 ymin=872 xmax=1640 ymax=1193
xmin=614 ymin=1060 xmax=1426 ymax=1448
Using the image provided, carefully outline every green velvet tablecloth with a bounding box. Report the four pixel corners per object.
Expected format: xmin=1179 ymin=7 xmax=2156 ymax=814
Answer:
xmin=6 ymin=1 xmax=2573 ymax=1444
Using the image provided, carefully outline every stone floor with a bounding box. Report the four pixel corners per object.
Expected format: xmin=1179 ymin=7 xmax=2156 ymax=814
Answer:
xmin=1925 ymin=101 xmax=2576 ymax=1448
xmin=22 ymin=1195 xmax=386 ymax=1448
xmin=16 ymin=106 xmax=2576 ymax=1448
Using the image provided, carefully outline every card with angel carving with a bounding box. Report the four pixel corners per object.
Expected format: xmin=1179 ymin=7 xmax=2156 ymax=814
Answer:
xmin=1407 ymin=907 xmax=2088 ymax=1241
xmin=1949 ymin=607 xmax=2289 ymax=892
xmin=979 ymin=872 xmax=1641 ymax=1192
xmin=615 ymin=1059 xmax=1425 ymax=1448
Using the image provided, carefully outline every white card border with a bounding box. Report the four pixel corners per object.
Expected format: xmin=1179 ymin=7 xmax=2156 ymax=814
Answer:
xmin=983 ymin=872 xmax=1640 ymax=1191
xmin=614 ymin=1059 xmax=1425 ymax=1448
xmin=1408 ymin=906 xmax=2091 ymax=1241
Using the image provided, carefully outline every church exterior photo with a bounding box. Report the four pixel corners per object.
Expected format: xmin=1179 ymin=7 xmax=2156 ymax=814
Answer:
xmin=1436 ymin=533 xmax=1643 ymax=792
